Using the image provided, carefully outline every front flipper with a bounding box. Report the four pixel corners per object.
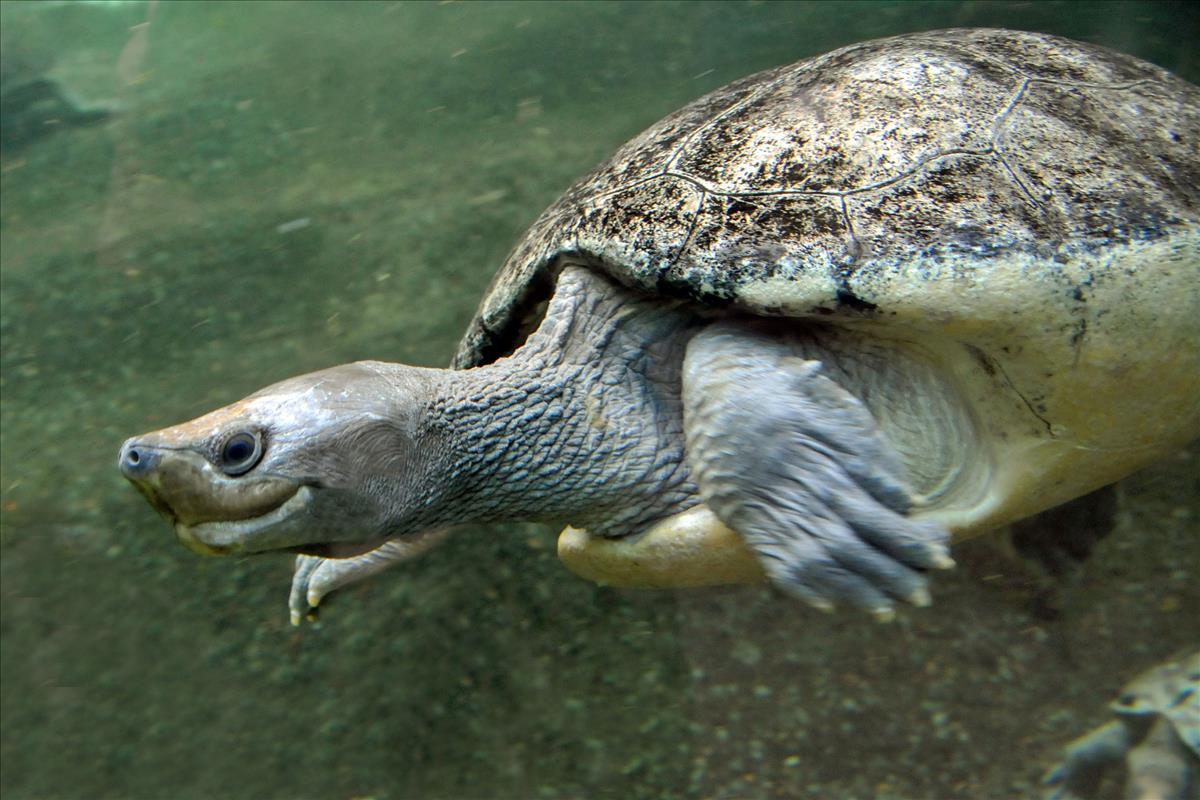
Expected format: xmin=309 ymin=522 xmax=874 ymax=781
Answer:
xmin=682 ymin=323 xmax=953 ymax=618
xmin=288 ymin=531 xmax=449 ymax=625
xmin=1042 ymin=720 xmax=1133 ymax=800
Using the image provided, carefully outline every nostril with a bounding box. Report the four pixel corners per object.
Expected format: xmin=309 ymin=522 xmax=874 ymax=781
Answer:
xmin=119 ymin=441 xmax=159 ymax=479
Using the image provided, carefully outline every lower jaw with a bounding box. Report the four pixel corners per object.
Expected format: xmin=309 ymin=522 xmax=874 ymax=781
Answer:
xmin=174 ymin=526 xmax=234 ymax=556
xmin=177 ymin=527 xmax=388 ymax=559
xmin=171 ymin=487 xmax=388 ymax=559
xmin=174 ymin=485 xmax=313 ymax=555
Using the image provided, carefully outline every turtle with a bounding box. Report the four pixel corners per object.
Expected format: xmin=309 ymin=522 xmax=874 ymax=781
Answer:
xmin=1043 ymin=650 xmax=1200 ymax=800
xmin=117 ymin=28 xmax=1200 ymax=625
xmin=0 ymin=30 xmax=114 ymax=150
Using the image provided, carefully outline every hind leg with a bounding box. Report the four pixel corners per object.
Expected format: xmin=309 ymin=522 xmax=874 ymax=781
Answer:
xmin=682 ymin=322 xmax=953 ymax=618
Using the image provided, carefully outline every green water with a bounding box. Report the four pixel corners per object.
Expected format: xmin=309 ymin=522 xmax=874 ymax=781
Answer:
xmin=1 ymin=2 xmax=1197 ymax=798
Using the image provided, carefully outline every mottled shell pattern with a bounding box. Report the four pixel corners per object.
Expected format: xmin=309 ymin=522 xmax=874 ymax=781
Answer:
xmin=455 ymin=28 xmax=1198 ymax=373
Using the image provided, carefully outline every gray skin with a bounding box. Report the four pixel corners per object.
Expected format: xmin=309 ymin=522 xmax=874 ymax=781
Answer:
xmin=1044 ymin=651 xmax=1200 ymax=800
xmin=118 ymin=29 xmax=1199 ymax=623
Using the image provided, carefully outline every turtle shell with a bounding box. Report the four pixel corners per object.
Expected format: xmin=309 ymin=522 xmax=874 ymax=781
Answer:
xmin=454 ymin=29 xmax=1199 ymax=507
xmin=455 ymin=28 xmax=1198 ymax=364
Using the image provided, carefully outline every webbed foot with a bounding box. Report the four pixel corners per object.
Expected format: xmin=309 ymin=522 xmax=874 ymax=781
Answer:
xmin=1042 ymin=720 xmax=1131 ymax=800
xmin=682 ymin=323 xmax=953 ymax=618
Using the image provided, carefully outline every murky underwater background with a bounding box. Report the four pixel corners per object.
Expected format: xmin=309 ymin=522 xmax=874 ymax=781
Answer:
xmin=1 ymin=1 xmax=1197 ymax=798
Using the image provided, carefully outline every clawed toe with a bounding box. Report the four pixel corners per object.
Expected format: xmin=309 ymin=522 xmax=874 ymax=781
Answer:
xmin=289 ymin=556 xmax=325 ymax=625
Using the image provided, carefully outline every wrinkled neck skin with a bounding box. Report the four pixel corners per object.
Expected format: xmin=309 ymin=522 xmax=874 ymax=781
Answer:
xmin=391 ymin=268 xmax=699 ymax=539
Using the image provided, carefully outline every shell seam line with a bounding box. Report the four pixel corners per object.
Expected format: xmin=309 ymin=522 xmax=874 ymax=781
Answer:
xmin=661 ymin=43 xmax=878 ymax=172
xmin=667 ymin=187 xmax=708 ymax=270
xmin=664 ymin=81 xmax=774 ymax=171
xmin=597 ymin=75 xmax=1153 ymax=206
xmin=578 ymin=72 xmax=1158 ymax=276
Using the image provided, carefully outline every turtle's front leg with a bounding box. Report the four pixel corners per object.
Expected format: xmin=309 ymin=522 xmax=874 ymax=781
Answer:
xmin=681 ymin=322 xmax=952 ymax=618
xmin=1043 ymin=720 xmax=1133 ymax=800
xmin=288 ymin=532 xmax=450 ymax=624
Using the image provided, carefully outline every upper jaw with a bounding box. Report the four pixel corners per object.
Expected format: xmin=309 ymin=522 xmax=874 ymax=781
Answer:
xmin=119 ymin=439 xmax=309 ymax=554
xmin=120 ymin=435 xmax=392 ymax=557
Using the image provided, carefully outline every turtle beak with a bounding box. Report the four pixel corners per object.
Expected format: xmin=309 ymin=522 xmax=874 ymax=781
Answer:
xmin=118 ymin=439 xmax=180 ymax=523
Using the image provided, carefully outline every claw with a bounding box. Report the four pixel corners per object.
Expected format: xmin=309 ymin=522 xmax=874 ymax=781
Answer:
xmin=808 ymin=598 xmax=835 ymax=614
xmin=908 ymin=586 xmax=932 ymax=607
xmin=931 ymin=550 xmax=956 ymax=570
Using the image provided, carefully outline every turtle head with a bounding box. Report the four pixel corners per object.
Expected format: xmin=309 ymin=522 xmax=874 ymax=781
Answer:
xmin=118 ymin=361 xmax=442 ymax=557
xmin=1109 ymin=651 xmax=1200 ymax=721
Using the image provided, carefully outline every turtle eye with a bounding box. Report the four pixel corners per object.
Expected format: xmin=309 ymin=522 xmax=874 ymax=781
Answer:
xmin=219 ymin=431 xmax=262 ymax=476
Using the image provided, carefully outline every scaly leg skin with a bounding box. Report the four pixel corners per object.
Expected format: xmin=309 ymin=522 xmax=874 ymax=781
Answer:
xmin=682 ymin=322 xmax=953 ymax=619
xmin=1043 ymin=720 xmax=1133 ymax=800
xmin=289 ymin=531 xmax=450 ymax=625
